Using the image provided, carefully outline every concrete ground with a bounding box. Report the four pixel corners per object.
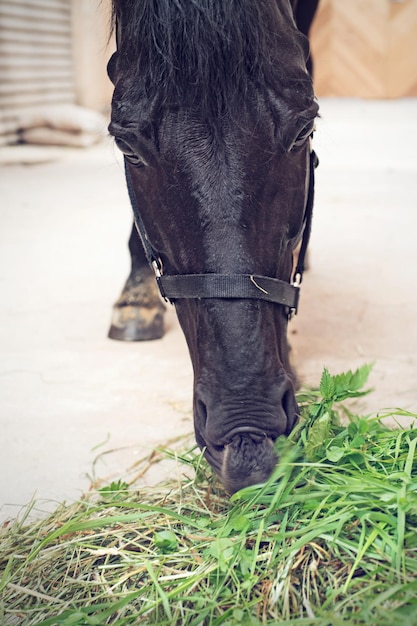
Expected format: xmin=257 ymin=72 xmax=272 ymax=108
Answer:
xmin=1 ymin=98 xmax=417 ymax=523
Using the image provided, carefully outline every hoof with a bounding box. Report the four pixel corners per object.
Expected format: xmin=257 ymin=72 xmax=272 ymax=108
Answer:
xmin=108 ymin=304 xmax=165 ymax=341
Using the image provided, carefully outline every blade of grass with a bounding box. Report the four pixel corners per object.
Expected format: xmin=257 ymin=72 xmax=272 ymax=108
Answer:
xmin=145 ymin=560 xmax=173 ymax=621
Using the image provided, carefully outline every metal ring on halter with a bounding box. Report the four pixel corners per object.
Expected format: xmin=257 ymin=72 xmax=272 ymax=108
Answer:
xmin=293 ymin=272 xmax=302 ymax=288
xmin=151 ymin=258 xmax=163 ymax=278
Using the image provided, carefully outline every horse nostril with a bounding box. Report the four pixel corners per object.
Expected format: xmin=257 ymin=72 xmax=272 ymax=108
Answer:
xmin=281 ymin=383 xmax=299 ymax=434
xmin=194 ymin=396 xmax=216 ymax=453
xmin=196 ymin=398 xmax=208 ymax=427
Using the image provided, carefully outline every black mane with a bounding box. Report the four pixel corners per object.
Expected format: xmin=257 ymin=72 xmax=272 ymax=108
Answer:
xmin=111 ymin=0 xmax=314 ymax=119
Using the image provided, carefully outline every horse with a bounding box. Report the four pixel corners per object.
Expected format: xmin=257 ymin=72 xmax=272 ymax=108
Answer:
xmin=107 ymin=0 xmax=319 ymax=493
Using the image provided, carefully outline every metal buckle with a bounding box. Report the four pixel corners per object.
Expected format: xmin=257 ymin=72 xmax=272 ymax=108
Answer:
xmin=152 ymin=259 xmax=171 ymax=303
xmin=288 ymin=275 xmax=301 ymax=321
xmin=152 ymin=258 xmax=163 ymax=278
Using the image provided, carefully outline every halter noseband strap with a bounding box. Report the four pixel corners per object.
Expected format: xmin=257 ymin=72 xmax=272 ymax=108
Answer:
xmin=156 ymin=273 xmax=299 ymax=310
xmin=124 ymin=145 xmax=318 ymax=318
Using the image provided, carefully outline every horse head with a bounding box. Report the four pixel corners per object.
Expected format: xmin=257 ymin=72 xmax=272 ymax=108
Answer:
xmin=108 ymin=0 xmax=319 ymax=493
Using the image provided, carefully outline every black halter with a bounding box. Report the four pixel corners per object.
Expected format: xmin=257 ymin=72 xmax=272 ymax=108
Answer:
xmin=124 ymin=145 xmax=318 ymax=319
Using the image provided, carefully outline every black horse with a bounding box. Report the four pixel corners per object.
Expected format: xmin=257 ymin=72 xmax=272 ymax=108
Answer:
xmin=107 ymin=0 xmax=319 ymax=493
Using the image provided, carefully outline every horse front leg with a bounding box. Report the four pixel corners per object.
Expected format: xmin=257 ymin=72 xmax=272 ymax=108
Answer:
xmin=108 ymin=223 xmax=166 ymax=341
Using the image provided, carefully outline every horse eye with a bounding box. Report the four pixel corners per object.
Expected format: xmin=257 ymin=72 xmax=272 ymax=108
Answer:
xmin=290 ymin=124 xmax=314 ymax=152
xmin=114 ymin=137 xmax=147 ymax=167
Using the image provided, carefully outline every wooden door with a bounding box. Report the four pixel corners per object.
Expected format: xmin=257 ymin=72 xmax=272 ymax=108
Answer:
xmin=310 ymin=0 xmax=417 ymax=97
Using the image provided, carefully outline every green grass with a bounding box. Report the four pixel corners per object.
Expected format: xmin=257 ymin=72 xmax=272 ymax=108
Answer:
xmin=1 ymin=365 xmax=416 ymax=625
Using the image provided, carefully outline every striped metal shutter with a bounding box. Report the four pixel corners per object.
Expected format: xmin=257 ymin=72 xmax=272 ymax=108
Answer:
xmin=0 ymin=0 xmax=75 ymax=145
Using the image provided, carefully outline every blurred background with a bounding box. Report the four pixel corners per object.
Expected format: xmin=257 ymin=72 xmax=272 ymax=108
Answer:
xmin=0 ymin=0 xmax=114 ymax=148
xmin=311 ymin=0 xmax=417 ymax=99
xmin=1 ymin=0 xmax=416 ymax=149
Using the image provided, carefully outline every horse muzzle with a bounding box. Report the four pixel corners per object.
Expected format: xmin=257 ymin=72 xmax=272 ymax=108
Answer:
xmin=193 ymin=379 xmax=299 ymax=493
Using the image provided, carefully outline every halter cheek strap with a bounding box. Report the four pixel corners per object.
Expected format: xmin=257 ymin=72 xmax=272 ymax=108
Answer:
xmin=124 ymin=145 xmax=318 ymax=318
